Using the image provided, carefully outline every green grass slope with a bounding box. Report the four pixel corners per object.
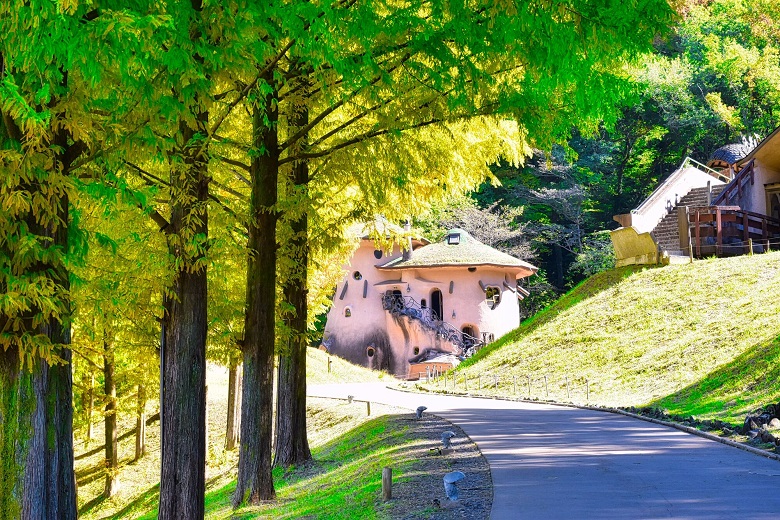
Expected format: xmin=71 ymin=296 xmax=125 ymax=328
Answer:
xmin=77 ymin=349 xmax=386 ymax=520
xmin=444 ymin=253 xmax=780 ymax=423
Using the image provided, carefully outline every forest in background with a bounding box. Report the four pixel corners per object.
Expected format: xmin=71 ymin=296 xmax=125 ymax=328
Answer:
xmin=421 ymin=0 xmax=780 ymax=315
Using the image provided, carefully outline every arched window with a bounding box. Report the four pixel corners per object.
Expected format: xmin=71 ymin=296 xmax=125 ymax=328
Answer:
xmin=353 ymin=271 xmax=362 ymax=280
xmin=374 ymin=249 xmax=383 ymax=259
xmin=366 ymin=346 xmax=375 ymax=358
xmin=344 ymin=307 xmax=352 ymax=317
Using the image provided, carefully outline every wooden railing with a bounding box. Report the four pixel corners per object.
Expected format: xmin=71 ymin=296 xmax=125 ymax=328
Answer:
xmin=688 ymin=204 xmax=780 ymax=257
xmin=712 ymin=159 xmax=755 ymax=206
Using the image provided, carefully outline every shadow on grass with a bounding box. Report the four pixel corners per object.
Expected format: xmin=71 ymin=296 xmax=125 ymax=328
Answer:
xmin=651 ymin=334 xmax=780 ymax=422
xmin=102 ymin=483 xmax=161 ymax=520
xmin=460 ymin=265 xmax=648 ymax=369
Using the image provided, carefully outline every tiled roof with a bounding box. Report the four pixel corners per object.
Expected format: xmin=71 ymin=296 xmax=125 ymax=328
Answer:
xmin=377 ymin=228 xmax=537 ymax=274
xmin=708 ymin=142 xmax=755 ymax=166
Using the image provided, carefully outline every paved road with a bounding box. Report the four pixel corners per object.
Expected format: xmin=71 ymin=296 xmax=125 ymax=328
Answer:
xmin=309 ymin=383 xmax=780 ymax=519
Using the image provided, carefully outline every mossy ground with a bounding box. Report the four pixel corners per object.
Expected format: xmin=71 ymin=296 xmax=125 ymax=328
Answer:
xmin=423 ymin=253 xmax=780 ymax=426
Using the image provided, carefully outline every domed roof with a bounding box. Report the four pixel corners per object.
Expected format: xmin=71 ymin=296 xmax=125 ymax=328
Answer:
xmin=708 ymin=140 xmax=758 ymax=167
xmin=377 ymin=228 xmax=537 ymax=276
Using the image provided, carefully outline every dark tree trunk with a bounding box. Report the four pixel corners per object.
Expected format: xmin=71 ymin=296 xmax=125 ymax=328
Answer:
xmin=234 ymin=80 xmax=278 ymax=506
xmin=103 ymin=328 xmax=119 ymax=497
xmin=158 ymin=116 xmax=209 ymax=518
xmin=135 ymin=384 xmax=146 ymax=461
xmin=0 ymin=164 xmax=76 ymax=518
xmin=225 ymin=361 xmax=240 ymax=451
xmin=275 ymin=82 xmax=312 ymax=467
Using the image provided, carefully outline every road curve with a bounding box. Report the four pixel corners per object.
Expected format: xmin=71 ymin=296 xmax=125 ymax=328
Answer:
xmin=309 ymin=382 xmax=780 ymax=519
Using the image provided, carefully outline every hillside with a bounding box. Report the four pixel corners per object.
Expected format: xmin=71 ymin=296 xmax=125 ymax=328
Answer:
xmin=443 ymin=253 xmax=780 ymax=423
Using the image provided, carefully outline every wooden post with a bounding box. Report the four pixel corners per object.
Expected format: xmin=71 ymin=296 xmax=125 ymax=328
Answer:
xmin=527 ymin=375 xmax=531 ymax=397
xmin=366 ymin=401 xmax=371 ymax=416
xmin=478 ymin=374 xmax=481 ymax=390
xmin=743 ymin=212 xmax=750 ymax=254
xmin=494 ymin=374 xmax=498 ymax=390
xmin=695 ymin=210 xmax=701 ymax=257
xmin=749 ymin=238 xmax=754 ymax=256
xmin=586 ymin=379 xmax=590 ymax=401
xmin=513 ymin=376 xmax=517 ymax=395
xmin=544 ymin=375 xmax=548 ymax=398
xmin=382 ymin=467 xmax=392 ymax=501
xmin=566 ymin=376 xmax=570 ymax=399
xmin=688 ymin=236 xmax=694 ymax=263
xmin=716 ymin=207 xmax=723 ymax=256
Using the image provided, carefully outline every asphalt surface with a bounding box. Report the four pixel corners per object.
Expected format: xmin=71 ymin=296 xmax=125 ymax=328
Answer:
xmin=309 ymin=382 xmax=780 ymax=519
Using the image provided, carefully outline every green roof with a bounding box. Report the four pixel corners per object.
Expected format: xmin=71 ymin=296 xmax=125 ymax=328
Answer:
xmin=378 ymin=228 xmax=537 ymax=275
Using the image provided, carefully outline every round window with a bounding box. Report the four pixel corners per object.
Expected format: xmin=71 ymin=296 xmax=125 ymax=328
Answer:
xmin=413 ymin=347 xmax=420 ymax=355
xmin=366 ymin=346 xmax=375 ymax=358
xmin=374 ymin=249 xmax=382 ymax=259
xmin=353 ymin=271 xmax=362 ymax=280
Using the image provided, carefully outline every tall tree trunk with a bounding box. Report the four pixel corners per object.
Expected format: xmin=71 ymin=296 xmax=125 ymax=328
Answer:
xmin=234 ymin=79 xmax=278 ymax=506
xmin=103 ymin=327 xmax=119 ymax=497
xmin=275 ymin=80 xmax=312 ymax=467
xmin=158 ymin=114 xmax=209 ymax=519
xmin=83 ymin=369 xmax=94 ymax=441
xmin=0 ymin=148 xmax=77 ymax=518
xmin=135 ymin=384 xmax=146 ymax=461
xmin=225 ymin=359 xmax=240 ymax=451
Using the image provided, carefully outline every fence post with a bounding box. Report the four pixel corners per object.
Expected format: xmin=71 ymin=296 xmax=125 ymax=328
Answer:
xmin=367 ymin=401 xmax=371 ymax=416
xmin=494 ymin=374 xmax=498 ymax=390
xmin=382 ymin=467 xmax=392 ymax=501
xmin=513 ymin=376 xmax=517 ymax=395
xmin=478 ymin=374 xmax=481 ymax=391
xmin=749 ymin=238 xmax=754 ymax=256
xmin=527 ymin=375 xmax=531 ymax=397
xmin=544 ymin=375 xmax=549 ymax=398
xmin=566 ymin=376 xmax=570 ymax=399
xmin=586 ymin=379 xmax=590 ymax=402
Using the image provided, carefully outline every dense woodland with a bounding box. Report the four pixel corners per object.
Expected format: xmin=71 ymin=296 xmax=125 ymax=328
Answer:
xmin=1 ymin=0 xmax=777 ymax=518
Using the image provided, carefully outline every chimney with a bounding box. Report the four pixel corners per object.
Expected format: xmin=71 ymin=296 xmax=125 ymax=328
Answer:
xmin=402 ymin=221 xmax=413 ymax=261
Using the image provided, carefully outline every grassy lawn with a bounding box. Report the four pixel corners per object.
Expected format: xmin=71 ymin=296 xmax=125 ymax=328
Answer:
xmin=420 ymin=253 xmax=780 ymax=425
xmin=76 ymin=349 xmax=388 ymax=519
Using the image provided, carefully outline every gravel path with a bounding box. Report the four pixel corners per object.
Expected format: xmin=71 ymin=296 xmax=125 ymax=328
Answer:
xmin=381 ymin=412 xmax=491 ymax=520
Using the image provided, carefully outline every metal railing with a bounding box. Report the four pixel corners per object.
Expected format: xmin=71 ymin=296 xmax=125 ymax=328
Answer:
xmin=380 ymin=293 xmax=484 ymax=356
xmin=421 ymin=368 xmax=592 ymax=403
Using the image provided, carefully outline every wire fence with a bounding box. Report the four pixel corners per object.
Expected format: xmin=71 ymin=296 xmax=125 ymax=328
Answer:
xmin=422 ymin=367 xmax=592 ymax=403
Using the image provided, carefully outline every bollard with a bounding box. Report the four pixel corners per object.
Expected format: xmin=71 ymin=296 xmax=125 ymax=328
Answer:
xmin=366 ymin=401 xmax=371 ymax=416
xmin=382 ymin=467 xmax=392 ymax=501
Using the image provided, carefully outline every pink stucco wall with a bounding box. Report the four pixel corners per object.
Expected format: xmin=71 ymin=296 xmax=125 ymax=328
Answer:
xmin=323 ymin=239 xmax=525 ymax=377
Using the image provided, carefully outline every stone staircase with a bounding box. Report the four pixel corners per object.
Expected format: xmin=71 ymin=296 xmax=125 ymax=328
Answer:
xmin=651 ymin=185 xmax=726 ymax=255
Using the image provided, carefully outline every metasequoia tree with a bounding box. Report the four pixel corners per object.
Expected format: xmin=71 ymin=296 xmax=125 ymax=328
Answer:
xmin=223 ymin=0 xmax=675 ymax=495
xmin=0 ymin=3 xmax=154 ymax=516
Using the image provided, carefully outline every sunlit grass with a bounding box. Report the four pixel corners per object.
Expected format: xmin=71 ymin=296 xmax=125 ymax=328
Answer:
xmin=76 ymin=348 xmax=387 ymax=519
xmin=422 ymin=253 xmax=780 ymax=425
